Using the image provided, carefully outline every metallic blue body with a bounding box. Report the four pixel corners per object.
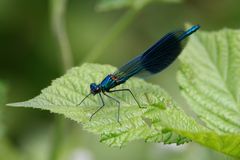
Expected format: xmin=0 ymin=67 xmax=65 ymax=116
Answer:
xmin=178 ymin=25 xmax=200 ymax=40
xmin=100 ymin=75 xmax=116 ymax=91
xmin=90 ymin=74 xmax=126 ymax=94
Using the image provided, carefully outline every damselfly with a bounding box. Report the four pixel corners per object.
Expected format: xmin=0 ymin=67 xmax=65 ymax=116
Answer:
xmin=79 ymin=25 xmax=200 ymax=122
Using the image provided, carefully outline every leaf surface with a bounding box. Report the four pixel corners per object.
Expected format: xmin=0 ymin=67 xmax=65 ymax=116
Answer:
xmin=177 ymin=28 xmax=240 ymax=158
xmin=8 ymin=63 xmax=191 ymax=147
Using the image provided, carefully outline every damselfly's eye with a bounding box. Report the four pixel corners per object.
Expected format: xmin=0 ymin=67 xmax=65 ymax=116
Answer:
xmin=90 ymin=83 xmax=97 ymax=90
xmin=90 ymin=83 xmax=100 ymax=94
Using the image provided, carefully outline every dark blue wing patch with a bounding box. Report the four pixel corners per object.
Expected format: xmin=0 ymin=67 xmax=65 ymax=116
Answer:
xmin=140 ymin=31 xmax=183 ymax=73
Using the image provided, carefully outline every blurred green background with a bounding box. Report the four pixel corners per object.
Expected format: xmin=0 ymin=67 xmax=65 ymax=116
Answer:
xmin=0 ymin=0 xmax=239 ymax=159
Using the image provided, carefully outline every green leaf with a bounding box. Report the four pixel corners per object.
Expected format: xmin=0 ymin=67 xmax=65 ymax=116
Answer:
xmin=8 ymin=63 xmax=191 ymax=147
xmin=177 ymin=28 xmax=240 ymax=157
xmin=96 ymin=0 xmax=181 ymax=11
xmin=151 ymin=103 xmax=240 ymax=158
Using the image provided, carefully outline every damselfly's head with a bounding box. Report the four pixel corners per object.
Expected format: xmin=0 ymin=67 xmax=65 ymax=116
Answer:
xmin=90 ymin=83 xmax=101 ymax=95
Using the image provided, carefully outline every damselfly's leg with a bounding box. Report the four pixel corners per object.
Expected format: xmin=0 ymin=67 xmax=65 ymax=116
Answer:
xmin=77 ymin=93 xmax=92 ymax=106
xmin=90 ymin=93 xmax=104 ymax=121
xmin=109 ymin=89 xmax=145 ymax=108
xmin=102 ymin=92 xmax=121 ymax=124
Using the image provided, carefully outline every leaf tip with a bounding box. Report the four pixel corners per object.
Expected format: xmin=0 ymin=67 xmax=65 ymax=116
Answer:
xmin=6 ymin=101 xmax=27 ymax=107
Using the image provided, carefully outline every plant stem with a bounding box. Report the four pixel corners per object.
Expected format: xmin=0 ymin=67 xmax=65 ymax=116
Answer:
xmin=51 ymin=0 xmax=73 ymax=71
xmin=50 ymin=0 xmax=72 ymax=160
xmin=82 ymin=8 xmax=141 ymax=63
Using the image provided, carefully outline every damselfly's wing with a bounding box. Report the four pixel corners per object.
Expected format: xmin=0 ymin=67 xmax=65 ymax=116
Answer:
xmin=139 ymin=31 xmax=184 ymax=74
xmin=113 ymin=55 xmax=143 ymax=81
xmin=113 ymin=25 xmax=199 ymax=81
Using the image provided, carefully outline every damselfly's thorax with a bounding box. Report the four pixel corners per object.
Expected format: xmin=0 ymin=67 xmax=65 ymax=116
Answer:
xmin=100 ymin=74 xmax=121 ymax=91
xmin=90 ymin=75 xmax=120 ymax=94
